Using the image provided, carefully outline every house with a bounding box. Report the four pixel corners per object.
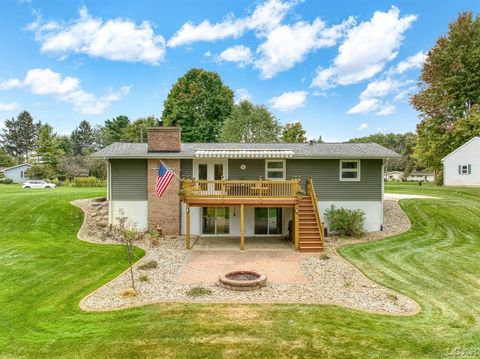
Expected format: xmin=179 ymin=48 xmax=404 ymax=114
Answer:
xmin=408 ymin=171 xmax=435 ymax=182
xmin=92 ymin=127 xmax=400 ymax=252
xmin=385 ymin=170 xmax=435 ymax=182
xmin=442 ymin=137 xmax=480 ymax=186
xmin=3 ymin=163 xmax=32 ymax=183
xmin=384 ymin=171 xmax=403 ymax=181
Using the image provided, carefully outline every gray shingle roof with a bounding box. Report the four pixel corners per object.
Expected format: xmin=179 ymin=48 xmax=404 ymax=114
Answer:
xmin=92 ymin=142 xmax=400 ymax=159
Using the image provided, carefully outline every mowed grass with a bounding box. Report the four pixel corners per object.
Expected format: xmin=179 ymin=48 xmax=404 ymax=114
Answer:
xmin=0 ymin=183 xmax=479 ymax=358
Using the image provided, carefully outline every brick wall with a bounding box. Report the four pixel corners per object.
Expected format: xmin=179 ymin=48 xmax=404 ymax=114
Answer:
xmin=147 ymin=127 xmax=181 ymax=152
xmin=147 ymin=159 xmax=181 ymax=235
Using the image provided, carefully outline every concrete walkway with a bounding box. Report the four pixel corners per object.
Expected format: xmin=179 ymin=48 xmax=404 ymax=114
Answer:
xmin=385 ymin=193 xmax=440 ymax=200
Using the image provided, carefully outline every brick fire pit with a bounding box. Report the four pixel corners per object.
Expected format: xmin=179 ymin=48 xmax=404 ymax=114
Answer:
xmin=218 ymin=271 xmax=267 ymax=291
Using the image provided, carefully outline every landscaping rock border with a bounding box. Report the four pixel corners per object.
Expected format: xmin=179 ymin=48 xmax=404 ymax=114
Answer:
xmin=72 ymin=198 xmax=420 ymax=315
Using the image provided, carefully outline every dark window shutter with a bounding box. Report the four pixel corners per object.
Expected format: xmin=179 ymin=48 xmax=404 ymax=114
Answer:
xmin=468 ymin=164 xmax=471 ymax=174
xmin=458 ymin=165 xmax=461 ymax=174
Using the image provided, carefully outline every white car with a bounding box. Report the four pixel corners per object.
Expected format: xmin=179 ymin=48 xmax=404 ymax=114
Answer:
xmin=23 ymin=180 xmax=57 ymax=189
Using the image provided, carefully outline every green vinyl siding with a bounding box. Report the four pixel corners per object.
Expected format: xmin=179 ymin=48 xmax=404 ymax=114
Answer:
xmin=228 ymin=159 xmax=264 ymax=180
xmin=181 ymin=159 xmax=193 ymax=179
xmin=286 ymin=159 xmax=382 ymax=201
xmin=110 ymin=159 xmax=147 ymax=201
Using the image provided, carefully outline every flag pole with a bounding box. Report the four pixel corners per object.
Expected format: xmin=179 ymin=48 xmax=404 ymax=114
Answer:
xmin=157 ymin=160 xmax=182 ymax=182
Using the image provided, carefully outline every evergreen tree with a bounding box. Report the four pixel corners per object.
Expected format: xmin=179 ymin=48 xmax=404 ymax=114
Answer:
xmin=162 ymin=68 xmax=234 ymax=142
xmin=103 ymin=115 xmax=130 ymax=145
xmin=220 ymin=100 xmax=281 ymax=143
xmin=36 ymin=124 xmax=64 ymax=167
xmin=120 ymin=117 xmax=159 ymax=142
xmin=71 ymin=120 xmax=95 ymax=156
xmin=0 ymin=111 xmax=40 ymax=160
xmin=282 ymin=122 xmax=307 ymax=143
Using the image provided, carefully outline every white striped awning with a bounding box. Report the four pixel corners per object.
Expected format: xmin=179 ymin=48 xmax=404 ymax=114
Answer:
xmin=195 ymin=149 xmax=295 ymax=158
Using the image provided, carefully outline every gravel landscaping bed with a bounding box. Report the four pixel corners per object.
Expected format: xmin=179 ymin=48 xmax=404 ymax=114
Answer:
xmin=73 ymin=199 xmax=419 ymax=315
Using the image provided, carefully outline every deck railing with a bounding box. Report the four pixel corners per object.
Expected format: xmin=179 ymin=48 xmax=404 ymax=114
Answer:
xmin=182 ymin=179 xmax=301 ymax=199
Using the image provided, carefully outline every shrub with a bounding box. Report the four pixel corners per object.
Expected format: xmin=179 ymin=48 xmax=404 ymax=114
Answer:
xmin=319 ymin=253 xmax=330 ymax=260
xmin=324 ymin=205 xmax=366 ymax=238
xmin=72 ymin=177 xmax=106 ymax=187
xmin=138 ymin=260 xmax=158 ymax=270
xmin=139 ymin=274 xmax=149 ymax=282
xmin=4 ymin=178 xmax=13 ymax=184
xmin=186 ymin=286 xmax=213 ymax=298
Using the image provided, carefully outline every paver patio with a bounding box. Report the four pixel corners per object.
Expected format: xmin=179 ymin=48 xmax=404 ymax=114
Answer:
xmin=177 ymin=249 xmax=313 ymax=285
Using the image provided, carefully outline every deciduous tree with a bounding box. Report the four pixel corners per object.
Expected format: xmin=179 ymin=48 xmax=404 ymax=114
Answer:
xmin=162 ymin=68 xmax=234 ymax=142
xmin=282 ymin=122 xmax=307 ymax=143
xmin=411 ymin=12 xmax=480 ymax=171
xmin=220 ymin=100 xmax=281 ymax=143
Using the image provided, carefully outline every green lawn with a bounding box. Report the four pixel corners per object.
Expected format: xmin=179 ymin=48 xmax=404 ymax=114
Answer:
xmin=0 ymin=183 xmax=479 ymax=358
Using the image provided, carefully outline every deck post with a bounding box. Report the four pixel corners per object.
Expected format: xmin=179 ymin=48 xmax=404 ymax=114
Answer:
xmin=294 ymin=204 xmax=300 ymax=250
xmin=186 ymin=204 xmax=191 ymax=250
xmin=240 ymin=203 xmax=245 ymax=250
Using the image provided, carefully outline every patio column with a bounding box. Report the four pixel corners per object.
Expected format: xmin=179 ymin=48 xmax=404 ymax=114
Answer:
xmin=294 ymin=204 xmax=299 ymax=250
xmin=186 ymin=204 xmax=190 ymax=250
xmin=240 ymin=204 xmax=245 ymax=250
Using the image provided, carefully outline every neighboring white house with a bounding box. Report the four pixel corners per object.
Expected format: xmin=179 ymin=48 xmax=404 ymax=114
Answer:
xmin=442 ymin=137 xmax=480 ymax=186
xmin=385 ymin=170 xmax=435 ymax=182
xmin=3 ymin=163 xmax=32 ymax=183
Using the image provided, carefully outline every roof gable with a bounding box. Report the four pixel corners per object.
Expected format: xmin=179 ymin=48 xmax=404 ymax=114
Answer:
xmin=3 ymin=163 xmax=32 ymax=172
xmin=442 ymin=137 xmax=480 ymax=162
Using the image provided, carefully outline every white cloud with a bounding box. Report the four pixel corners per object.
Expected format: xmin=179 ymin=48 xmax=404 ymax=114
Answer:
xmin=29 ymin=7 xmax=165 ymax=64
xmin=358 ymin=123 xmax=368 ymax=130
xmin=167 ymin=0 xmax=293 ymax=47
xmin=347 ymin=98 xmax=395 ymax=116
xmin=392 ymin=50 xmax=426 ymax=74
xmin=0 ymin=79 xmax=22 ymax=91
xmin=376 ymin=103 xmax=395 ymax=116
xmin=347 ymin=99 xmax=379 ymax=115
xmin=0 ymin=102 xmax=18 ymax=111
xmin=235 ymin=88 xmax=252 ymax=104
xmin=359 ymin=78 xmax=400 ymax=99
xmin=24 ymin=68 xmax=80 ymax=96
xmin=311 ymin=6 xmax=417 ymax=89
xmin=218 ymin=45 xmax=253 ymax=66
xmin=256 ymin=17 xmax=354 ymax=78
xmin=268 ymin=90 xmax=307 ymax=111
xmin=22 ymin=68 xmax=130 ymax=115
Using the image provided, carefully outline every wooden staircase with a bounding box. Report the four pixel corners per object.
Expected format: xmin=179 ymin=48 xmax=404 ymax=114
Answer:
xmin=297 ymin=178 xmax=324 ymax=252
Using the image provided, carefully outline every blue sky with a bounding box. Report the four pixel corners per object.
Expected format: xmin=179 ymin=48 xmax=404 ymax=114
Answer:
xmin=0 ymin=0 xmax=478 ymax=141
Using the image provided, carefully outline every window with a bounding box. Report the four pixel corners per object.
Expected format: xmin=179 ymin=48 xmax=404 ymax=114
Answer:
xmin=459 ymin=164 xmax=471 ymax=175
xmin=340 ymin=160 xmax=360 ymax=181
xmin=265 ymin=160 xmax=285 ymax=180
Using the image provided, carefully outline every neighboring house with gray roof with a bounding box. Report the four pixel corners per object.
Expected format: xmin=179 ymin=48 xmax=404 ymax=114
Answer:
xmin=3 ymin=163 xmax=32 ymax=183
xmin=92 ymin=127 xmax=400 ymax=252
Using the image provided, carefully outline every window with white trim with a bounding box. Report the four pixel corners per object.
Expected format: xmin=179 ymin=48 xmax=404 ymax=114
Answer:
xmin=459 ymin=164 xmax=471 ymax=175
xmin=265 ymin=160 xmax=285 ymax=180
xmin=340 ymin=160 xmax=360 ymax=181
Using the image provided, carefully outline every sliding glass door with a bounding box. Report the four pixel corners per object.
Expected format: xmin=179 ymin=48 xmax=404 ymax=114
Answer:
xmin=254 ymin=208 xmax=282 ymax=235
xmin=202 ymin=207 xmax=230 ymax=235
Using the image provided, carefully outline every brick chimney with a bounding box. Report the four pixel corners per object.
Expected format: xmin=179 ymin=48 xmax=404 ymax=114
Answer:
xmin=147 ymin=127 xmax=181 ymax=152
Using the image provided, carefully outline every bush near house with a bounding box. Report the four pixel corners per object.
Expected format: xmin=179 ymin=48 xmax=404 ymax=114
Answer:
xmin=72 ymin=177 xmax=106 ymax=187
xmin=325 ymin=205 xmax=366 ymax=237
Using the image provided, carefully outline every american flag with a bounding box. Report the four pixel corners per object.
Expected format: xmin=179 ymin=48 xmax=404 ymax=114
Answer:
xmin=155 ymin=162 xmax=175 ymax=197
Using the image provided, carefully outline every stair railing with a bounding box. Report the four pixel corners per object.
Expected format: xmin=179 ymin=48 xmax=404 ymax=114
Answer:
xmin=306 ymin=177 xmax=325 ymax=245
